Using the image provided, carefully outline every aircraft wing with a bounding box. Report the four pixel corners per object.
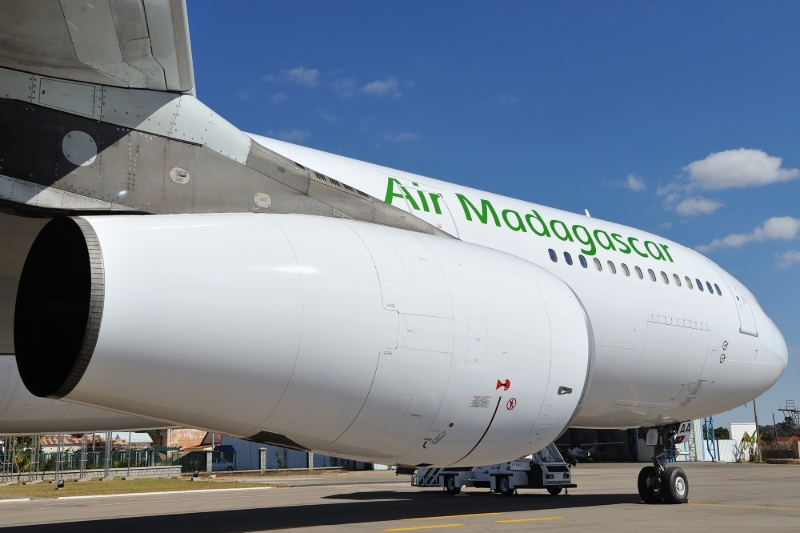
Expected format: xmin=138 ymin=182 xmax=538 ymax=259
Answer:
xmin=0 ymin=0 xmax=194 ymax=93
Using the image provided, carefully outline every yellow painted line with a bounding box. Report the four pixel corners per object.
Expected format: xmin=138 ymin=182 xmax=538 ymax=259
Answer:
xmin=689 ymin=503 xmax=800 ymax=512
xmin=495 ymin=516 xmax=565 ymax=523
xmin=404 ymin=513 xmax=500 ymax=521
xmin=382 ymin=524 xmax=464 ymax=532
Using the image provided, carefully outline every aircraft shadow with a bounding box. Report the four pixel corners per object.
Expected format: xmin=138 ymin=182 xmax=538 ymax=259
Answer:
xmin=3 ymin=490 xmax=638 ymax=533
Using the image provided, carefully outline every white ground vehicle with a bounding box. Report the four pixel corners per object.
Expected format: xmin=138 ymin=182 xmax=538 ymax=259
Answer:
xmin=412 ymin=443 xmax=576 ymax=496
xmin=211 ymin=456 xmax=235 ymax=471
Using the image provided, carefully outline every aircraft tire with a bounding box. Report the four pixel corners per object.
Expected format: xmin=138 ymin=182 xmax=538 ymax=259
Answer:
xmin=662 ymin=467 xmax=689 ymax=504
xmin=637 ymin=466 xmax=664 ymax=504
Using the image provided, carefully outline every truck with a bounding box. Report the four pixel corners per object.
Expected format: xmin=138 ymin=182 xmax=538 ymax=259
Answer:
xmin=411 ymin=443 xmax=576 ymax=496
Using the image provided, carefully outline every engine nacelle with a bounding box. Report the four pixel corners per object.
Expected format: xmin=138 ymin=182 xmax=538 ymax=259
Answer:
xmin=16 ymin=213 xmax=592 ymax=466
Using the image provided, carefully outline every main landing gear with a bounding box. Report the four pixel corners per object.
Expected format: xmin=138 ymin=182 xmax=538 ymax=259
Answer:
xmin=637 ymin=425 xmax=689 ymax=504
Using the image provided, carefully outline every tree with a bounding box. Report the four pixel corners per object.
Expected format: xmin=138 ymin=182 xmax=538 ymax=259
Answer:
xmin=702 ymin=424 xmax=730 ymax=440
xmin=740 ymin=431 xmax=760 ymax=462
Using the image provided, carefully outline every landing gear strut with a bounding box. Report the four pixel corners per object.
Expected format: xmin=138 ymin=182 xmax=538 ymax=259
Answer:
xmin=637 ymin=425 xmax=689 ymax=504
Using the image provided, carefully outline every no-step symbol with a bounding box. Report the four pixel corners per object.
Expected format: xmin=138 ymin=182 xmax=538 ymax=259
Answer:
xmin=497 ymin=379 xmax=511 ymax=391
xmin=506 ymin=398 xmax=517 ymax=411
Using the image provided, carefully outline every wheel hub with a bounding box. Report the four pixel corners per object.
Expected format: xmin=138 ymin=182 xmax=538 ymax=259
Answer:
xmin=674 ymin=476 xmax=686 ymax=496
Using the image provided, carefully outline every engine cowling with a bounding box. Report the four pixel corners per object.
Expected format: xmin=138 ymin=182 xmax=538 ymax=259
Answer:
xmin=15 ymin=213 xmax=592 ymax=466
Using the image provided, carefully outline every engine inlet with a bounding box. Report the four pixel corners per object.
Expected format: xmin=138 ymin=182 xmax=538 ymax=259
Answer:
xmin=14 ymin=217 xmax=104 ymax=398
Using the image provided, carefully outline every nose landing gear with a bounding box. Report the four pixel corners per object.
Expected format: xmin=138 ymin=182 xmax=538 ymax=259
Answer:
xmin=637 ymin=425 xmax=689 ymax=504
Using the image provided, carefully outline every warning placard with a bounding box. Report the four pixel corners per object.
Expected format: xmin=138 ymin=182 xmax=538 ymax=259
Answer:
xmin=469 ymin=396 xmax=492 ymax=408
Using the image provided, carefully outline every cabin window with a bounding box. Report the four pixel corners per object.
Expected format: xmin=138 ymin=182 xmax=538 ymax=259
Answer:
xmin=673 ymin=274 xmax=682 ymax=287
xmin=635 ymin=266 xmax=643 ymax=279
xmin=714 ymin=283 xmax=722 ymax=296
xmin=549 ymin=249 xmax=557 ymax=262
xmin=594 ymin=258 xmax=602 ymax=271
xmin=697 ymin=279 xmax=704 ymax=292
xmin=564 ymin=251 xmax=573 ymax=265
xmin=685 ymin=276 xmax=693 ymax=289
xmin=579 ymin=255 xmax=588 ymax=268
xmin=648 ymin=269 xmax=656 ymax=282
xmin=622 ymin=263 xmax=630 ymax=276
xmin=706 ymin=281 xmax=714 ymax=293
xmin=661 ymin=271 xmax=669 ymax=284
xmin=607 ymin=261 xmax=616 ymax=274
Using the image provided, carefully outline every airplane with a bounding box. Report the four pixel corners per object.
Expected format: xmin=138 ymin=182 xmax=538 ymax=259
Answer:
xmin=557 ymin=442 xmax=625 ymax=466
xmin=0 ymin=1 xmax=787 ymax=505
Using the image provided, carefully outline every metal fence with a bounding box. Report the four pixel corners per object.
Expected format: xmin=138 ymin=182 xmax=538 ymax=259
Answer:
xmin=1 ymin=446 xmax=183 ymax=476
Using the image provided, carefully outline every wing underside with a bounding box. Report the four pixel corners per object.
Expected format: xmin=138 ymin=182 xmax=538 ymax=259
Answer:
xmin=0 ymin=0 xmax=194 ymax=93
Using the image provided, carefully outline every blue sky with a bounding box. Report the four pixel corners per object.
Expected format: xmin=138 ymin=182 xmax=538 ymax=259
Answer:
xmin=188 ymin=1 xmax=798 ymax=431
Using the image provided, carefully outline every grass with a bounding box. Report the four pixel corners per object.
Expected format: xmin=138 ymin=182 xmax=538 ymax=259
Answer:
xmin=215 ymin=467 xmax=347 ymax=478
xmin=0 ymin=477 xmax=282 ymax=499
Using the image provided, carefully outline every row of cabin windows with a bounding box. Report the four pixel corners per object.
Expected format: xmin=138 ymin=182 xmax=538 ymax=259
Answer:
xmin=547 ymin=248 xmax=723 ymax=296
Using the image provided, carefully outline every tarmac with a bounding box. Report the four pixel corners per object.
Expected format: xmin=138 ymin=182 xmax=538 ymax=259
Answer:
xmin=0 ymin=462 xmax=798 ymax=532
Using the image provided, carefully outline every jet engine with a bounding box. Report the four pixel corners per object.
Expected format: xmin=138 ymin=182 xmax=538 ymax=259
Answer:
xmin=15 ymin=213 xmax=592 ymax=466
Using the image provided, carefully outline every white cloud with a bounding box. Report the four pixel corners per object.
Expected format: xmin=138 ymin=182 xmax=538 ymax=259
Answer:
xmin=362 ymin=77 xmax=399 ymax=96
xmin=625 ymin=174 xmax=646 ymax=192
xmin=675 ymin=196 xmax=724 ymax=216
xmin=696 ymin=216 xmax=800 ymax=252
xmin=267 ymin=129 xmax=311 ymax=144
xmin=320 ymin=113 xmax=337 ymax=122
xmin=776 ymin=250 xmax=800 ymax=269
xmin=331 ymin=78 xmax=357 ymax=97
xmin=264 ymin=66 xmax=320 ymax=87
xmin=658 ymin=148 xmax=798 ymax=216
xmin=234 ymin=89 xmax=253 ymax=100
xmin=684 ymin=148 xmax=800 ymax=190
xmin=270 ymin=93 xmax=287 ymax=104
xmin=361 ymin=77 xmax=412 ymax=98
xmin=330 ymin=76 xmax=413 ymax=98
xmin=494 ymin=94 xmax=517 ymax=105
xmin=384 ymin=130 xmax=418 ymax=143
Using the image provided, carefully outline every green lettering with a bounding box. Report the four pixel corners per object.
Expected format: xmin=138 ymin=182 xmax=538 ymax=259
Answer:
xmin=525 ymin=210 xmax=551 ymax=237
xmin=417 ymin=190 xmax=430 ymax=212
xmin=572 ymin=225 xmax=596 ymax=255
xmin=384 ymin=177 xmax=405 ymax=205
xmin=628 ymin=237 xmax=649 ymax=258
xmin=400 ymin=186 xmax=420 ymax=210
xmin=502 ymin=209 xmax=527 ymax=232
xmin=661 ymin=244 xmax=674 ymax=263
xmin=550 ymin=220 xmax=574 ymax=242
xmin=644 ymin=241 xmax=664 ymax=260
xmin=593 ymin=229 xmax=616 ymax=251
xmin=611 ymin=233 xmax=631 ymax=254
xmin=429 ymin=193 xmax=443 ymax=215
xmin=456 ymin=194 xmax=501 ymax=226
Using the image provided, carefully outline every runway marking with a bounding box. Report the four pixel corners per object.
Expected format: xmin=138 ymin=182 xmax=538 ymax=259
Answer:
xmin=56 ymin=486 xmax=273 ymax=499
xmin=404 ymin=513 xmax=500 ymax=521
xmin=0 ymin=498 xmax=31 ymax=503
xmin=495 ymin=516 xmax=565 ymax=523
xmin=383 ymin=525 xmax=464 ymax=532
xmin=689 ymin=503 xmax=800 ymax=512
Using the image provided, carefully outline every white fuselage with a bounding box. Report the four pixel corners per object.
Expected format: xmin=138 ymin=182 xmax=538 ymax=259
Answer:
xmin=249 ymin=135 xmax=788 ymax=430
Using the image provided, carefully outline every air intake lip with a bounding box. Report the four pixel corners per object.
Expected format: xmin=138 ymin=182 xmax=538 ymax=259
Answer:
xmin=14 ymin=217 xmax=104 ymax=399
